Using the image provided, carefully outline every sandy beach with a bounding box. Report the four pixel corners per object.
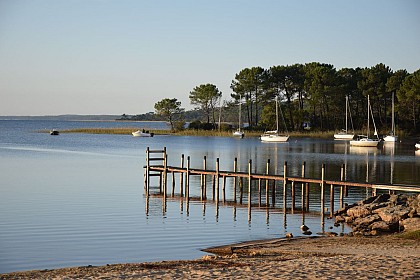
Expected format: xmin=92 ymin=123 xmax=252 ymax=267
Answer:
xmin=1 ymin=234 xmax=419 ymax=280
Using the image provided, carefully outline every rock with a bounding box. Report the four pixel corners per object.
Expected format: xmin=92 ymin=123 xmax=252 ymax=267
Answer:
xmin=353 ymin=214 xmax=381 ymax=228
xmin=370 ymin=221 xmax=399 ymax=233
xmin=302 ymin=230 xmax=312 ymax=235
xmin=333 ymin=194 xmax=420 ymax=236
xmin=347 ymin=205 xmax=370 ymax=218
xmin=285 ymin=233 xmax=293 ymax=239
xmin=400 ymin=217 xmax=420 ymax=232
xmin=375 ymin=205 xmax=410 ymax=224
xmin=300 ymin=225 xmax=309 ymax=232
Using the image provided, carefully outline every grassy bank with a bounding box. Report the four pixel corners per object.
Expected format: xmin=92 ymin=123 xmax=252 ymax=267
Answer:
xmin=42 ymin=127 xmax=413 ymax=140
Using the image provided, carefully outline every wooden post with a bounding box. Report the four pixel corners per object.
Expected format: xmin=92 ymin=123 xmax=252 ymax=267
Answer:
xmin=201 ymin=156 xmax=207 ymax=200
xmin=258 ymin=179 xmax=262 ymax=206
xmin=223 ymin=175 xmax=227 ymax=203
xmin=212 ymin=175 xmax=216 ymax=201
xmin=216 ymin=158 xmax=220 ymax=204
xmin=171 ymin=171 xmax=175 ymax=197
xmin=180 ymin=154 xmax=184 ymax=197
xmin=265 ymin=159 xmax=270 ymax=207
xmin=163 ymin=153 xmax=167 ymax=199
xmin=248 ymin=159 xmax=252 ymax=221
xmin=283 ymin=161 xmax=287 ymax=210
xmin=340 ymin=164 xmax=344 ymax=208
xmin=239 ymin=177 xmax=243 ymax=204
xmin=146 ymin=147 xmax=150 ymax=195
xmin=291 ymin=181 xmax=295 ymax=212
xmin=321 ymin=164 xmax=325 ymax=218
xmin=330 ymin=183 xmax=334 ymax=218
xmin=301 ymin=161 xmax=306 ymax=211
xmin=186 ymin=156 xmax=190 ymax=202
xmin=203 ymin=156 xmax=207 ymax=199
xmin=233 ymin=158 xmax=237 ymax=203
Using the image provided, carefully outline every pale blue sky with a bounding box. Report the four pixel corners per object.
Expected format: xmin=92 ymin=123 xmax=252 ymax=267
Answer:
xmin=0 ymin=0 xmax=419 ymax=116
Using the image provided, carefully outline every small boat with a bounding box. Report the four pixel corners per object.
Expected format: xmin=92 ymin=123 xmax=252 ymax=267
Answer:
xmin=260 ymin=96 xmax=289 ymax=142
xmin=233 ymin=130 xmax=244 ymax=138
xmin=334 ymin=95 xmax=355 ymax=140
xmin=383 ymin=92 xmax=398 ymax=142
xmin=350 ymin=95 xmax=380 ymax=147
xmin=50 ymin=129 xmax=59 ymax=135
xmin=132 ymin=130 xmax=154 ymax=137
xmin=233 ymin=94 xmax=245 ymax=138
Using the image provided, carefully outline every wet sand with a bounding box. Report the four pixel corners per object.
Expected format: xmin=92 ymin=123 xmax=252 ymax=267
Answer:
xmin=1 ymin=234 xmax=419 ymax=279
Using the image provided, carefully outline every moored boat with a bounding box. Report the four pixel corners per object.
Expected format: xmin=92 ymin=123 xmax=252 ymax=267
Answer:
xmin=132 ymin=130 xmax=154 ymax=137
xmin=349 ymin=95 xmax=380 ymax=148
xmin=260 ymin=96 xmax=289 ymax=143
xmin=334 ymin=95 xmax=355 ymax=140
xmin=383 ymin=92 xmax=398 ymax=142
xmin=50 ymin=129 xmax=59 ymax=135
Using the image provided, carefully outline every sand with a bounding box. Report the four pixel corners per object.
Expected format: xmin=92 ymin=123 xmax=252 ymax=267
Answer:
xmin=1 ymin=234 xmax=419 ymax=279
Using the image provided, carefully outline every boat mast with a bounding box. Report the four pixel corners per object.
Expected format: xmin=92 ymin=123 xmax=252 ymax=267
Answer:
xmin=238 ymin=94 xmax=242 ymax=132
xmin=367 ymin=95 xmax=370 ymax=138
xmin=275 ymin=96 xmax=279 ymax=132
xmin=345 ymin=95 xmax=348 ymax=133
xmin=391 ymin=92 xmax=395 ymax=133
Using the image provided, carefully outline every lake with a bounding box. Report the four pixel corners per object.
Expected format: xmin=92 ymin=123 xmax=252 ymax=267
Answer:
xmin=0 ymin=120 xmax=419 ymax=273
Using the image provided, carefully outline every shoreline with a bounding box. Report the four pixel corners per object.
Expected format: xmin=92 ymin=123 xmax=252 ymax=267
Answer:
xmin=2 ymin=233 xmax=419 ymax=279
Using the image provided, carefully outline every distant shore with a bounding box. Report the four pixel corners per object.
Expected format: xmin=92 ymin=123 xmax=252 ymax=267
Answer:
xmin=2 ymin=232 xmax=419 ymax=279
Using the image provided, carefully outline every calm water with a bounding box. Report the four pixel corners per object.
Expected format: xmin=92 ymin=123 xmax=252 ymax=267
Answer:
xmin=0 ymin=120 xmax=419 ymax=273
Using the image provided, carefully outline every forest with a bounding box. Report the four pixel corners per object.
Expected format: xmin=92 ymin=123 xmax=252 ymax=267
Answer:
xmin=124 ymin=62 xmax=420 ymax=134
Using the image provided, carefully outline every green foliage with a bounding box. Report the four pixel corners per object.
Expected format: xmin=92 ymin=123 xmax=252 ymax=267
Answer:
xmin=189 ymin=84 xmax=222 ymax=125
xmin=154 ymin=98 xmax=184 ymax=131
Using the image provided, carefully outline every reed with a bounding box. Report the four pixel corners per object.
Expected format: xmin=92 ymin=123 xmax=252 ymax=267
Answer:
xmin=46 ymin=127 xmax=412 ymax=140
xmin=397 ymin=229 xmax=420 ymax=240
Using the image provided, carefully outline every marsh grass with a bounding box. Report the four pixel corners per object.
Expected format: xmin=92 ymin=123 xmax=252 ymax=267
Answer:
xmin=397 ymin=230 xmax=420 ymax=240
xmin=44 ymin=127 xmax=412 ymax=140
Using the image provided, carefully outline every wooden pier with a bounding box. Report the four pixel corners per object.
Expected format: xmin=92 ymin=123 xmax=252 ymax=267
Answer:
xmin=144 ymin=147 xmax=420 ymax=219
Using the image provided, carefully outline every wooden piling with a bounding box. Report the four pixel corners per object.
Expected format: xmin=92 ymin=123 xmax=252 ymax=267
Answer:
xmin=301 ymin=161 xmax=306 ymax=211
xmin=330 ymin=183 xmax=334 ymax=218
xmin=216 ymin=158 xmax=220 ymax=204
xmin=180 ymin=154 xmax=184 ymax=197
xmin=233 ymin=157 xmax=237 ymax=203
xmin=321 ymin=164 xmax=325 ymax=217
xmin=283 ymin=161 xmax=287 ymax=210
xmin=265 ymin=159 xmax=270 ymax=207
xmin=248 ymin=159 xmax=252 ymax=221
xmin=186 ymin=156 xmax=190 ymax=202
xmin=163 ymin=153 xmax=167 ymax=199
xmin=340 ymin=164 xmax=345 ymax=208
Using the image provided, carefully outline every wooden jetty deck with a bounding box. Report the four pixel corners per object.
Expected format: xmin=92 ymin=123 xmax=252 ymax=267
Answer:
xmin=144 ymin=147 xmax=420 ymax=219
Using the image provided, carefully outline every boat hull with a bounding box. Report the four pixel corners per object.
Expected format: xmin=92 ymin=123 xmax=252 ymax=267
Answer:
xmin=132 ymin=130 xmax=154 ymax=137
xmin=350 ymin=138 xmax=380 ymax=147
xmin=334 ymin=133 xmax=354 ymax=140
xmin=260 ymin=134 xmax=289 ymax=142
xmin=383 ymin=135 xmax=398 ymax=142
xmin=233 ymin=131 xmax=244 ymax=138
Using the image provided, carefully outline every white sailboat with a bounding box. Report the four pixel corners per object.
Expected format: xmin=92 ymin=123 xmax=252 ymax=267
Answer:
xmin=334 ymin=95 xmax=355 ymax=140
xmin=383 ymin=92 xmax=398 ymax=142
xmin=233 ymin=94 xmax=245 ymax=138
xmin=260 ymin=96 xmax=289 ymax=142
xmin=350 ymin=95 xmax=380 ymax=147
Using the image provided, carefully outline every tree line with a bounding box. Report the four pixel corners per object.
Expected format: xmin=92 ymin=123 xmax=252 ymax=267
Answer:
xmin=125 ymin=62 xmax=420 ymax=134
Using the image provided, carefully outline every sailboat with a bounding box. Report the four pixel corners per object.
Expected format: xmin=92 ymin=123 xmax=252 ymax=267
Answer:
xmin=383 ymin=92 xmax=398 ymax=142
xmin=260 ymin=96 xmax=289 ymax=142
xmin=350 ymin=95 xmax=380 ymax=147
xmin=334 ymin=95 xmax=355 ymax=140
xmin=233 ymin=94 xmax=245 ymax=138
